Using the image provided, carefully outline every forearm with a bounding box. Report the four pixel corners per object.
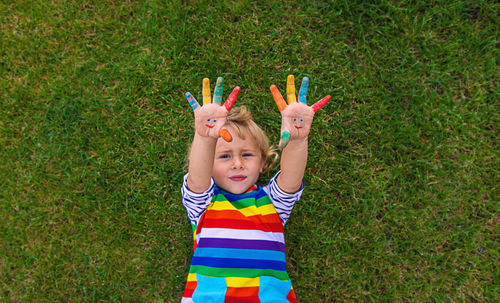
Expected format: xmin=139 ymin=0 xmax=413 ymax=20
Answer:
xmin=277 ymin=137 xmax=308 ymax=193
xmin=187 ymin=132 xmax=217 ymax=193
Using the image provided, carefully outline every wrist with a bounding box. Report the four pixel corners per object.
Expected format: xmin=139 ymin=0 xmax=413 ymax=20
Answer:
xmin=282 ymin=136 xmax=308 ymax=151
xmin=194 ymin=132 xmax=218 ymax=143
xmin=288 ymin=136 xmax=308 ymax=144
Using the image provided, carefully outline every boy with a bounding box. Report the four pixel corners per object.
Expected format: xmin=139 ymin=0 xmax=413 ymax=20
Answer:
xmin=181 ymin=76 xmax=330 ymax=302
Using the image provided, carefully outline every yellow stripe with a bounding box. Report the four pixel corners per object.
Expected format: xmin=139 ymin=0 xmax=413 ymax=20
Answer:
xmin=187 ymin=273 xmax=197 ymax=282
xmin=211 ymin=201 xmax=277 ymax=216
xmin=226 ymin=277 xmax=260 ymax=288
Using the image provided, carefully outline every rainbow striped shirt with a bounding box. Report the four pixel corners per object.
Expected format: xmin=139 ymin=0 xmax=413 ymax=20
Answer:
xmin=181 ymin=172 xmax=303 ymax=302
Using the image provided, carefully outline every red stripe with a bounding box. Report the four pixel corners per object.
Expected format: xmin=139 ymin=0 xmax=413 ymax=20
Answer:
xmin=183 ymin=281 xmax=197 ymax=298
xmin=206 ymin=209 xmax=282 ymax=225
xmin=225 ymin=286 xmax=260 ymax=302
xmin=225 ymin=296 xmax=260 ymax=303
xmin=287 ymin=288 xmax=298 ymax=303
xmin=203 ymin=217 xmax=284 ymax=233
xmin=244 ymin=185 xmax=258 ymax=193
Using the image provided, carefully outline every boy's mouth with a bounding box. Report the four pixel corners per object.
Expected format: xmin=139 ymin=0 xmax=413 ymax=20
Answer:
xmin=229 ymin=175 xmax=247 ymax=182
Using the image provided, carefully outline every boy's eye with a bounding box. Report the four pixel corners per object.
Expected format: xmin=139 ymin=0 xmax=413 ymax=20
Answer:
xmin=218 ymin=154 xmax=230 ymax=159
xmin=242 ymin=153 xmax=254 ymax=157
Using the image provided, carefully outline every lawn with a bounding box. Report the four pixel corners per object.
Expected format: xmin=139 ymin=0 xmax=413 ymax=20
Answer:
xmin=1 ymin=0 xmax=498 ymax=301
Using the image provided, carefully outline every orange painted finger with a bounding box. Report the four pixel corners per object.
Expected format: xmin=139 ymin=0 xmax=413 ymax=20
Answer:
xmin=286 ymin=75 xmax=297 ymax=104
xmin=202 ymin=78 xmax=211 ymax=104
xmin=219 ymin=128 xmax=232 ymax=142
xmin=270 ymin=85 xmax=287 ymax=112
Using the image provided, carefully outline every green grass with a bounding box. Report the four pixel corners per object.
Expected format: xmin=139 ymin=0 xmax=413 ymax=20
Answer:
xmin=1 ymin=0 xmax=498 ymax=301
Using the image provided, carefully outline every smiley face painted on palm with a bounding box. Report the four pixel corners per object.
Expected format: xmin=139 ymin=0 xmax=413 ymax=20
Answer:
xmin=292 ymin=117 xmax=304 ymax=129
xmin=205 ymin=118 xmax=217 ymax=129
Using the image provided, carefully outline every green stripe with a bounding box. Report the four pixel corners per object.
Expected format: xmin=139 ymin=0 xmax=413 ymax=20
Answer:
xmin=213 ymin=195 xmax=273 ymax=209
xmin=189 ymin=265 xmax=290 ymax=281
xmin=255 ymin=195 xmax=273 ymax=207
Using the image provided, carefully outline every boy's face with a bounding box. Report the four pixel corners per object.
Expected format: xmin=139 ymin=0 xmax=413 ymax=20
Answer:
xmin=212 ymin=126 xmax=265 ymax=194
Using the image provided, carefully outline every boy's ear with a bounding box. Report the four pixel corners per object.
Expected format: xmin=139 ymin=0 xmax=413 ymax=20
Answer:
xmin=260 ymin=157 xmax=267 ymax=173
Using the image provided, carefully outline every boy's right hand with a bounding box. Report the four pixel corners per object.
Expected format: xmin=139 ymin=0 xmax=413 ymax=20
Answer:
xmin=185 ymin=77 xmax=240 ymax=141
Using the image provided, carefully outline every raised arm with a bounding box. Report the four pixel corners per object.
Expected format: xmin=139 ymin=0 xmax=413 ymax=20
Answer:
xmin=270 ymin=75 xmax=330 ymax=193
xmin=186 ymin=77 xmax=240 ymax=193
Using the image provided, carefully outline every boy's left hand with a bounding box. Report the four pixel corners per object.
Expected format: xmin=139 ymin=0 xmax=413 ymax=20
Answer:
xmin=270 ymin=75 xmax=331 ymax=149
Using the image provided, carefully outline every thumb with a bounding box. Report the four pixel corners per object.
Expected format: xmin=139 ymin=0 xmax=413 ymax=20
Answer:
xmin=279 ymin=130 xmax=291 ymax=150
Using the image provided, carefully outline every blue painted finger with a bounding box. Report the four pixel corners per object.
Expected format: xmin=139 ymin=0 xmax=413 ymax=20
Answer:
xmin=299 ymin=77 xmax=309 ymax=104
xmin=185 ymin=92 xmax=200 ymax=110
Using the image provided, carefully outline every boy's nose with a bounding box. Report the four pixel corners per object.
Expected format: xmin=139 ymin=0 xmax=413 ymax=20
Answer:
xmin=232 ymin=157 xmax=243 ymax=169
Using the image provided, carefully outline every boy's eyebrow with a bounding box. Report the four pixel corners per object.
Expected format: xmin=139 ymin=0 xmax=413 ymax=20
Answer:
xmin=215 ymin=148 xmax=258 ymax=153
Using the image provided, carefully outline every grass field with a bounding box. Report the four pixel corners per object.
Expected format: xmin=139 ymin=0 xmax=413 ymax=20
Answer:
xmin=1 ymin=0 xmax=498 ymax=301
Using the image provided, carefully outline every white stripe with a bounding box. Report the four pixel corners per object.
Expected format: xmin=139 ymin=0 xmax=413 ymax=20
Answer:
xmin=199 ymin=228 xmax=285 ymax=243
xmin=263 ymin=170 xmax=303 ymax=225
xmin=181 ymin=297 xmax=194 ymax=303
xmin=181 ymin=173 xmax=215 ymax=225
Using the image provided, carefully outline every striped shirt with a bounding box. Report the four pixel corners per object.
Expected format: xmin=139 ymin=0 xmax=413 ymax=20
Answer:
xmin=181 ymin=171 xmax=303 ymax=302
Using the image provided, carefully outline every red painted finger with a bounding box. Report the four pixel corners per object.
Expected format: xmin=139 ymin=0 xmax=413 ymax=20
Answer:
xmin=224 ymin=86 xmax=240 ymax=112
xmin=311 ymin=95 xmax=331 ymax=113
xmin=270 ymin=85 xmax=287 ymax=112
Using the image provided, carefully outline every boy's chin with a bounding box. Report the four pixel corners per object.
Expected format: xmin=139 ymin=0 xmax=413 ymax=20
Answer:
xmin=219 ymin=184 xmax=251 ymax=195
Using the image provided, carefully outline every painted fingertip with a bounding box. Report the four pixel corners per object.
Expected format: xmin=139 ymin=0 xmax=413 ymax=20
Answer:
xmin=185 ymin=92 xmax=199 ymax=110
xmin=299 ymin=77 xmax=309 ymax=104
xmin=279 ymin=131 xmax=291 ymax=149
xmin=224 ymin=86 xmax=240 ymax=111
xmin=219 ymin=128 xmax=232 ymax=142
xmin=286 ymin=75 xmax=297 ymax=104
xmin=202 ymin=78 xmax=211 ymax=104
xmin=270 ymin=85 xmax=287 ymax=112
xmin=213 ymin=77 xmax=224 ymax=104
xmin=311 ymin=95 xmax=331 ymax=113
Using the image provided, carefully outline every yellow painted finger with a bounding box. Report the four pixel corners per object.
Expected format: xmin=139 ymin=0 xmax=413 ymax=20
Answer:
xmin=286 ymin=75 xmax=297 ymax=104
xmin=202 ymin=78 xmax=211 ymax=104
xmin=270 ymin=85 xmax=287 ymax=112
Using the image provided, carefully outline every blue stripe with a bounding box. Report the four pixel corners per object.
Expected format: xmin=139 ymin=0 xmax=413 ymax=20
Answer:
xmin=191 ymin=256 xmax=286 ymax=271
xmin=258 ymin=276 xmax=292 ymax=301
xmin=193 ymin=247 xmax=286 ymax=262
xmin=192 ymin=274 xmax=227 ymax=301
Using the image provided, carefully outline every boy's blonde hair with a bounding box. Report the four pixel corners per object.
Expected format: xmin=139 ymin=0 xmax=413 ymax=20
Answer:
xmin=225 ymin=106 xmax=278 ymax=172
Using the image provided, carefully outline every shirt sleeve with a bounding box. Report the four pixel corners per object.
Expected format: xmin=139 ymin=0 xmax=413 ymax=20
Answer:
xmin=180 ymin=173 xmax=215 ymax=226
xmin=263 ymin=171 xmax=304 ymax=225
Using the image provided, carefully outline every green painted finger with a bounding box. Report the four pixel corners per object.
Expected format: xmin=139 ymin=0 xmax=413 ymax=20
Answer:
xmin=279 ymin=131 xmax=291 ymax=150
xmin=213 ymin=77 xmax=224 ymax=104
